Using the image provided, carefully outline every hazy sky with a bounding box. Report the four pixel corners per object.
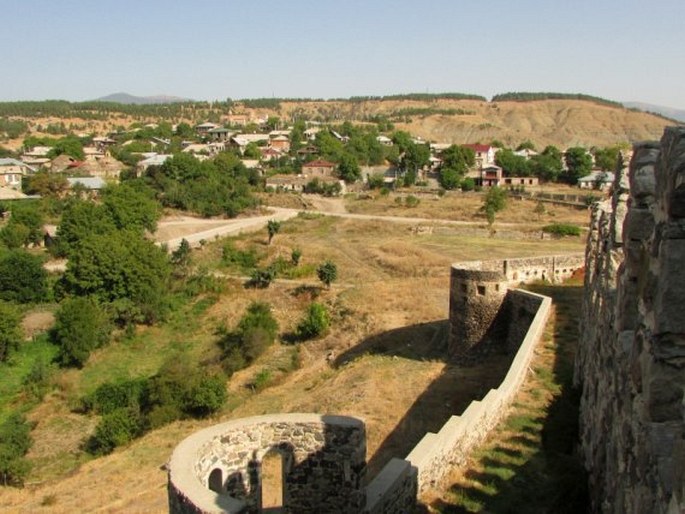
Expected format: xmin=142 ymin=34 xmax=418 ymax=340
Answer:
xmin=3 ymin=0 xmax=684 ymax=108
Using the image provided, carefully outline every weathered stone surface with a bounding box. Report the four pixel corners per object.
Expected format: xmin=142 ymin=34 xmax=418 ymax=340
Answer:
xmin=575 ymin=127 xmax=685 ymax=514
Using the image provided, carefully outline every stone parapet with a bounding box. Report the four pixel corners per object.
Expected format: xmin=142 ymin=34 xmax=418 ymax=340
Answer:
xmin=575 ymin=127 xmax=685 ymax=514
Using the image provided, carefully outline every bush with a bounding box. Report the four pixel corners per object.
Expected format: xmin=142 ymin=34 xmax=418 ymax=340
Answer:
xmin=0 ymin=413 xmax=32 ymax=486
xmin=542 ymin=223 xmax=582 ymax=236
xmin=220 ymin=302 xmax=278 ymax=369
xmin=296 ymin=302 xmax=330 ymax=340
xmin=461 ymin=177 xmax=476 ymax=192
xmin=183 ymin=375 xmax=226 ymax=418
xmin=52 ymin=296 xmax=112 ymax=367
xmin=247 ymin=266 xmax=275 ymax=288
xmin=87 ymin=408 xmax=142 ymax=455
xmin=85 ymin=379 xmax=147 ymax=415
xmin=222 ymin=241 xmax=259 ymax=270
xmin=316 ymin=260 xmax=337 ymax=289
xmin=0 ymin=250 xmax=49 ymax=303
xmin=405 ymin=195 xmax=420 ymax=207
xmin=0 ymin=301 xmax=22 ymax=362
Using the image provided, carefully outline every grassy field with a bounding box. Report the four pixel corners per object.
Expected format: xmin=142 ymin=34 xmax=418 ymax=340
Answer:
xmin=1 ymin=206 xmax=587 ymax=512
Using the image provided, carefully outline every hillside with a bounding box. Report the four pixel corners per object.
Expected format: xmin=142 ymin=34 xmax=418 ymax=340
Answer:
xmin=0 ymin=96 xmax=676 ymax=150
xmin=271 ymin=98 xmax=673 ymax=148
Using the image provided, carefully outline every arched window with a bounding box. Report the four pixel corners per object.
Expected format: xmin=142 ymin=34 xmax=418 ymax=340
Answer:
xmin=208 ymin=468 xmax=223 ymax=493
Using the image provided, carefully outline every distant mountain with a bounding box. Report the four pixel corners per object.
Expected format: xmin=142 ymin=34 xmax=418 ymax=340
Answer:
xmin=623 ymin=101 xmax=685 ymax=123
xmin=94 ymin=92 xmax=192 ymax=105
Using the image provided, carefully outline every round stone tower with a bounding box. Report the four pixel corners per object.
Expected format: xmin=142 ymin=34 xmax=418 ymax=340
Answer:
xmin=448 ymin=261 xmax=508 ymax=360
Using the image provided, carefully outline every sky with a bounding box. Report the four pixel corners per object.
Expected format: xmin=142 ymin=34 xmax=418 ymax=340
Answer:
xmin=2 ymin=0 xmax=685 ymax=109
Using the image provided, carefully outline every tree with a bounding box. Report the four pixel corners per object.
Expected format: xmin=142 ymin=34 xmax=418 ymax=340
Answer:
xmin=337 ymin=153 xmax=361 ymax=183
xmin=267 ymin=220 xmax=281 ymax=245
xmin=101 ymin=183 xmax=161 ymax=233
xmin=22 ymin=171 xmax=69 ymax=197
xmin=593 ymin=146 xmax=622 ymax=171
xmin=222 ymin=301 xmax=279 ymax=364
xmin=243 ymin=142 xmax=262 ymax=159
xmin=47 ymin=136 xmax=84 ymax=160
xmin=56 ymin=199 xmax=117 ymax=257
xmin=52 ymin=296 xmax=112 ymax=367
xmin=529 ymin=146 xmax=563 ymax=182
xmin=0 ymin=202 xmax=44 ymax=248
xmin=59 ymin=231 xmax=171 ymax=324
xmin=516 ymin=140 xmax=536 ymax=151
xmin=438 ymin=168 xmax=461 ymax=190
xmin=296 ymin=302 xmax=330 ymax=340
xmin=563 ymin=147 xmax=593 ymax=184
xmin=495 ymin=149 xmax=531 ymax=176
xmin=481 ymin=186 xmax=507 ymax=227
xmin=171 ymin=239 xmax=191 ymax=268
xmin=0 ymin=250 xmax=48 ymax=303
xmin=441 ymin=145 xmax=475 ymax=176
xmin=317 ymin=260 xmax=337 ymax=289
xmin=0 ymin=301 xmax=22 ymax=362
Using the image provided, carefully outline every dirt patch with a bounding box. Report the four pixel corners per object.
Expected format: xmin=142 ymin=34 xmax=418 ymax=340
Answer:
xmin=22 ymin=311 xmax=55 ymax=339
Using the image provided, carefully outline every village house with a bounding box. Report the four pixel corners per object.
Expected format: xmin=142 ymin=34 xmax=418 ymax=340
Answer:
xmin=578 ymin=171 xmax=615 ymax=190
xmin=137 ymin=153 xmax=172 ymax=171
xmin=303 ymin=127 xmax=320 ymax=141
xmin=376 ymin=135 xmax=393 ymax=146
xmin=0 ymin=158 xmax=34 ymax=189
xmin=206 ymin=127 xmax=233 ymax=142
xmin=230 ymin=134 xmax=270 ymax=154
xmin=21 ymin=146 xmax=51 ymax=168
xmin=195 ymin=122 xmax=219 ymax=136
xmin=301 ymin=159 xmax=336 ymax=177
xmin=260 ymin=147 xmax=282 ymax=161
xmin=465 ymin=165 xmax=539 ymax=188
xmin=463 ymin=144 xmax=497 ymax=168
xmin=67 ymin=177 xmax=107 ymax=197
xmin=269 ymin=135 xmax=290 ymax=152
xmin=225 ymin=113 xmax=249 ymax=126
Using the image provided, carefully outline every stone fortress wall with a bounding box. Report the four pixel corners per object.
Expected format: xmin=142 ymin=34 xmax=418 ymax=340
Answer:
xmin=575 ymin=126 xmax=685 ymax=513
xmin=168 ymin=251 xmax=584 ymax=513
xmin=168 ymin=414 xmax=367 ymax=513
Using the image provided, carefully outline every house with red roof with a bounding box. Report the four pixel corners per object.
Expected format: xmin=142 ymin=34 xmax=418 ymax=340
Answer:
xmin=463 ymin=144 xmax=496 ymax=168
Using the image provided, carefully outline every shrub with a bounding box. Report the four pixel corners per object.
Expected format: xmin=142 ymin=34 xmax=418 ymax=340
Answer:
xmin=87 ymin=408 xmax=142 ymax=455
xmin=542 ymin=223 xmax=581 ymax=237
xmin=85 ymin=379 xmax=147 ymax=415
xmin=0 ymin=413 xmax=32 ymax=486
xmin=404 ymin=195 xmax=420 ymax=207
xmin=296 ymin=302 xmax=330 ymax=340
xmin=0 ymin=301 xmax=22 ymax=362
xmin=461 ymin=177 xmax=476 ymax=192
xmin=183 ymin=375 xmax=226 ymax=417
xmin=291 ymin=248 xmax=302 ymax=266
xmin=247 ymin=266 xmax=275 ymax=288
xmin=222 ymin=241 xmax=259 ymax=270
xmin=220 ymin=302 xmax=279 ymax=369
xmin=52 ymin=297 xmax=112 ymax=367
xmin=0 ymin=250 xmax=49 ymax=303
xmin=316 ymin=260 xmax=337 ymax=289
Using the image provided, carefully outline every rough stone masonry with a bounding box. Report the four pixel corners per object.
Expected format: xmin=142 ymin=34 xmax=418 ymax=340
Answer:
xmin=575 ymin=126 xmax=685 ymax=514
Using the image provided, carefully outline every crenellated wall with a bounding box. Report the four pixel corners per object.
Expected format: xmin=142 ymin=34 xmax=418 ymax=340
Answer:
xmin=575 ymin=126 xmax=685 ymax=514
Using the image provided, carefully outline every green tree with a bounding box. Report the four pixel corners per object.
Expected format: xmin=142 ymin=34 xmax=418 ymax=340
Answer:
xmin=60 ymin=231 xmax=171 ymax=324
xmin=0 ymin=250 xmax=48 ymax=303
xmin=291 ymin=248 xmax=302 ymax=266
xmin=47 ymin=136 xmax=85 ymax=160
xmin=101 ymin=183 xmax=161 ymax=233
xmin=52 ymin=296 xmax=112 ymax=367
xmin=441 ymin=145 xmax=476 ymax=176
xmin=296 ymin=302 xmax=330 ymax=340
xmin=317 ymin=260 xmax=337 ymax=289
xmin=267 ymin=219 xmax=281 ymax=245
xmin=516 ymin=140 xmax=536 ymax=151
xmin=1 ymin=202 xmax=44 ymax=248
xmin=563 ymin=147 xmax=593 ymax=184
xmin=0 ymin=413 xmax=32 ymax=486
xmin=495 ymin=149 xmax=531 ymax=176
xmin=170 ymin=239 xmax=191 ymax=268
xmin=243 ymin=142 xmax=262 ymax=159
xmin=481 ymin=186 xmax=507 ymax=227
xmin=438 ymin=168 xmax=461 ymax=190
xmin=56 ymin=199 xmax=117 ymax=257
xmin=87 ymin=408 xmax=141 ymax=455
xmin=593 ymin=146 xmax=622 ymax=171
xmin=22 ymin=171 xmax=69 ymax=197
xmin=337 ymin=153 xmax=361 ymax=183
xmin=0 ymin=301 xmax=22 ymax=362
xmin=529 ymin=146 xmax=563 ymax=182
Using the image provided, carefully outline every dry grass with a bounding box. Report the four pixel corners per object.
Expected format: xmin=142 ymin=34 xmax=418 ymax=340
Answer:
xmin=345 ymin=190 xmax=591 ymax=226
xmin=1 ymin=213 xmax=587 ymax=513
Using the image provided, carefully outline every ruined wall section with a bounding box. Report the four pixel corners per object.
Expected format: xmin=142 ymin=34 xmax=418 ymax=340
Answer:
xmin=575 ymin=127 xmax=685 ymax=514
xmin=168 ymin=414 xmax=367 ymax=514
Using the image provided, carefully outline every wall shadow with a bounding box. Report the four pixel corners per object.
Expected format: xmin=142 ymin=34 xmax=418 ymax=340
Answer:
xmin=333 ymin=318 xmax=517 ymax=479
